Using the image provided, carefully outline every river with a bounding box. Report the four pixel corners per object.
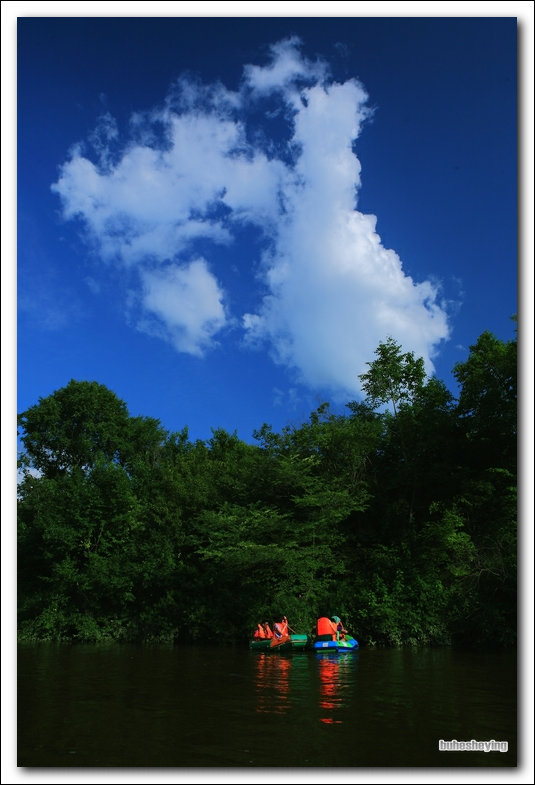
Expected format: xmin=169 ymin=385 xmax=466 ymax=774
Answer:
xmin=17 ymin=642 xmax=516 ymax=769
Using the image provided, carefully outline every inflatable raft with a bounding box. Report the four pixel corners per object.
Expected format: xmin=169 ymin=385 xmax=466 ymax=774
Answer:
xmin=312 ymin=636 xmax=359 ymax=651
xmin=249 ymin=634 xmax=309 ymax=652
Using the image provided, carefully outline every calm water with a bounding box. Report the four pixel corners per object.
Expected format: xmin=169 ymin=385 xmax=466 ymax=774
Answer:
xmin=17 ymin=643 xmax=517 ymax=768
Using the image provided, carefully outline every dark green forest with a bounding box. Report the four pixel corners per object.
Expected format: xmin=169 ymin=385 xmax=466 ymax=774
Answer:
xmin=17 ymin=327 xmax=517 ymax=648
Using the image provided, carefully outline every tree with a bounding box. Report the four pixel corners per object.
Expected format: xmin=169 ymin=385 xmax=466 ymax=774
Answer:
xmin=18 ymin=380 xmax=131 ymax=477
xmin=449 ymin=323 xmax=517 ymax=644
xmin=357 ymin=339 xmax=448 ymax=530
xmin=17 ymin=380 xmax=168 ymax=641
xmin=453 ymin=323 xmax=517 ymax=471
xmin=358 ymin=337 xmax=426 ymax=416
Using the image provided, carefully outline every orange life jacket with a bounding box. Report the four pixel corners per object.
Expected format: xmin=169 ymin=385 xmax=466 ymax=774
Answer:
xmin=316 ymin=616 xmax=336 ymax=638
xmin=254 ymin=624 xmax=265 ymax=639
xmin=263 ymin=623 xmax=273 ymax=639
xmin=280 ymin=619 xmax=288 ymax=636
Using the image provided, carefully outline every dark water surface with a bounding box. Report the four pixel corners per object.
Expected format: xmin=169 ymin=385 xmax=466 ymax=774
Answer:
xmin=18 ymin=643 xmax=517 ymax=768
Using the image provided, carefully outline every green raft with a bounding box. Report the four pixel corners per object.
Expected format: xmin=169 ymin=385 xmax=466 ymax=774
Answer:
xmin=249 ymin=634 xmax=309 ymax=652
xmin=288 ymin=634 xmax=309 ymax=650
xmin=249 ymin=635 xmax=292 ymax=652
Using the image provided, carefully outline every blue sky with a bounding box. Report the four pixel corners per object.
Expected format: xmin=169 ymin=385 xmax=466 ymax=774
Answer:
xmin=13 ymin=9 xmax=522 ymax=446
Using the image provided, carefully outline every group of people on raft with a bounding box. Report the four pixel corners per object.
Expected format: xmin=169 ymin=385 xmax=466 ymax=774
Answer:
xmin=253 ymin=615 xmax=348 ymax=642
xmin=253 ymin=616 xmax=293 ymax=640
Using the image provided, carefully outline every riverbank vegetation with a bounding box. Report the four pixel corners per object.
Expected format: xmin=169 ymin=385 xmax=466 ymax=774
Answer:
xmin=17 ymin=324 xmax=517 ymax=647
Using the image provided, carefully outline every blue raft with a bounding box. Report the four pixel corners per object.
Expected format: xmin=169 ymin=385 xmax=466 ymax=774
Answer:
xmin=313 ymin=636 xmax=359 ymax=651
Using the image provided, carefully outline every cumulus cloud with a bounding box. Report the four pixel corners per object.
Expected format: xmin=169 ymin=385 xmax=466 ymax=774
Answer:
xmin=139 ymin=259 xmax=227 ymax=356
xmin=51 ymin=37 xmax=450 ymax=397
xmin=243 ymin=36 xmax=328 ymax=96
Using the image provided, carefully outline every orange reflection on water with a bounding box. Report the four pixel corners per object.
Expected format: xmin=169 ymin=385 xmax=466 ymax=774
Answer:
xmin=254 ymin=653 xmax=292 ymax=715
xmin=317 ymin=654 xmax=343 ymax=725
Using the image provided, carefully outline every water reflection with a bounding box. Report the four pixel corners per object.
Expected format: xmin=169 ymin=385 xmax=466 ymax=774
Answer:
xmin=253 ymin=652 xmax=292 ymax=715
xmin=316 ymin=651 xmax=359 ymax=725
xmin=18 ymin=644 xmax=516 ymax=767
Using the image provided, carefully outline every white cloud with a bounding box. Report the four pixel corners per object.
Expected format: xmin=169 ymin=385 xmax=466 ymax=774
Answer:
xmin=241 ymin=56 xmax=449 ymax=397
xmin=243 ymin=36 xmax=328 ymax=96
xmin=88 ymin=112 xmax=119 ymax=169
xmin=52 ymin=36 xmax=451 ymax=395
xmin=139 ymin=259 xmax=227 ymax=357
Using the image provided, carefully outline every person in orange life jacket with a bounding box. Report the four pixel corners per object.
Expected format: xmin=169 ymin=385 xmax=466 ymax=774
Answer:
xmin=331 ymin=615 xmax=348 ymax=641
xmin=274 ymin=615 xmax=295 ymax=639
xmin=279 ymin=616 xmax=294 ymax=636
xmin=273 ymin=616 xmax=290 ymax=639
xmin=262 ymin=621 xmax=274 ymax=639
xmin=316 ymin=616 xmax=337 ymax=641
xmin=253 ymin=623 xmax=265 ymax=639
